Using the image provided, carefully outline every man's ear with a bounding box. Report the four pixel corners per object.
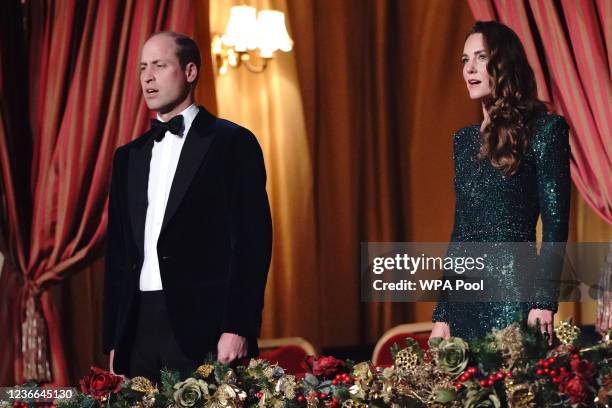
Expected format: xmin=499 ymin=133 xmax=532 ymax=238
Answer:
xmin=186 ymin=62 xmax=198 ymax=84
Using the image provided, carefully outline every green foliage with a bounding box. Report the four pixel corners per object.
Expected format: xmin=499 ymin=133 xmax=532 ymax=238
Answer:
xmin=213 ymin=363 xmax=231 ymax=384
xmin=519 ymin=319 xmax=549 ymax=361
xmin=405 ymin=337 xmax=425 ymax=360
xmin=344 ymin=359 xmax=356 ymax=371
xmin=78 ymin=395 xmax=96 ymax=408
xmin=397 ymin=396 xmax=427 ymax=407
xmin=333 ymin=386 xmax=351 ymax=401
xmin=303 ymin=373 xmax=319 ymax=388
xmin=389 ymin=342 xmax=401 ymax=359
xmin=469 ymin=333 xmax=502 ymax=372
xmin=434 ymin=387 xmax=457 ymax=403
xmin=55 ymin=393 xmax=86 ymax=408
xmin=160 ymin=368 xmax=181 ymax=398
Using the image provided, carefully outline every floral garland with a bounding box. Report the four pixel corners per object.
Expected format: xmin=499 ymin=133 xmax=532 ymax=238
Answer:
xmin=2 ymin=321 xmax=612 ymax=408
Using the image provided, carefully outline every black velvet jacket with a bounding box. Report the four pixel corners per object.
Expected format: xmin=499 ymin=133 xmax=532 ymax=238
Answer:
xmin=103 ymin=107 xmax=272 ymax=372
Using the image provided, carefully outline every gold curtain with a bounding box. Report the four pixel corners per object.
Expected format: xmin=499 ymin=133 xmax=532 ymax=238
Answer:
xmin=286 ymin=0 xmax=482 ymax=347
xmin=204 ymin=0 xmax=321 ymax=346
xmin=200 ymin=0 xmax=482 ymax=349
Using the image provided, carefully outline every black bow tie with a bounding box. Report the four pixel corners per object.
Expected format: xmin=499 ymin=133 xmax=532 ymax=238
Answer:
xmin=150 ymin=115 xmax=184 ymax=141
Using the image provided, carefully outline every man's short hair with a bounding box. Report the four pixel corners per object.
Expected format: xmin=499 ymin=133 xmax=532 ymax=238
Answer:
xmin=151 ymin=31 xmax=201 ymax=75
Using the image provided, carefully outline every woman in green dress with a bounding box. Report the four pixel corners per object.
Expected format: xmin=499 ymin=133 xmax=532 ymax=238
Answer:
xmin=430 ymin=21 xmax=570 ymax=344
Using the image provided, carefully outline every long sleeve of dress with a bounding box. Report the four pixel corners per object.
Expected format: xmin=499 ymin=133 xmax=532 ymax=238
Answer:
xmin=432 ymin=134 xmax=462 ymax=323
xmin=528 ymin=116 xmax=571 ymax=312
xmin=431 ymin=249 xmax=452 ymax=322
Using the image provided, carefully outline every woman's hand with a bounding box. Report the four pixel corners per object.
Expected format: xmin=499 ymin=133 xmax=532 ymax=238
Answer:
xmin=429 ymin=322 xmax=451 ymax=341
xmin=528 ymin=308 xmax=554 ymax=346
xmin=596 ymin=300 xmax=612 ymax=335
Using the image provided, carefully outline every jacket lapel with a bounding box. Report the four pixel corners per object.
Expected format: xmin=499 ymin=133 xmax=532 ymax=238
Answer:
xmin=128 ymin=132 xmax=154 ymax=255
xmin=161 ymin=106 xmax=217 ymax=232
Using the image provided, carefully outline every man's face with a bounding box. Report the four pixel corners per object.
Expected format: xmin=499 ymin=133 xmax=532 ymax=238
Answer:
xmin=139 ymin=35 xmax=191 ymax=113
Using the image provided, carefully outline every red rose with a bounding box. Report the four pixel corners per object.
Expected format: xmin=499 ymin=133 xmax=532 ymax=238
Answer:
xmin=302 ymin=356 xmax=345 ymax=378
xmin=559 ymin=374 xmax=588 ymax=405
xmin=79 ymin=366 xmax=124 ymax=401
xmin=569 ymin=358 xmax=593 ymax=378
xmin=556 ymin=358 xmax=595 ymax=404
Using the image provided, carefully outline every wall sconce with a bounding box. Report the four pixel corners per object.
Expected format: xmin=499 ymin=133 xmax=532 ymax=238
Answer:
xmin=211 ymin=5 xmax=293 ymax=74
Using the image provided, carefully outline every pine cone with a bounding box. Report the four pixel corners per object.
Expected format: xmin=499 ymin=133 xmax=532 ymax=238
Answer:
xmin=394 ymin=348 xmax=419 ymax=374
xmin=505 ymin=378 xmax=535 ymax=408
xmin=341 ymin=399 xmax=367 ymax=408
xmin=555 ymin=320 xmax=580 ymax=346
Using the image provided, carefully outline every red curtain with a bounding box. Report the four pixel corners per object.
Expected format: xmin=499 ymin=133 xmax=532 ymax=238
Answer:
xmin=467 ymin=0 xmax=612 ymax=224
xmin=0 ymin=0 xmax=194 ymax=386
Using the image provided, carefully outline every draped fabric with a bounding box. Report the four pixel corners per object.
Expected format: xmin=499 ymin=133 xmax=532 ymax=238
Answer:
xmin=207 ymin=0 xmax=321 ymax=347
xmin=203 ymin=0 xmax=481 ymax=350
xmin=0 ymin=0 xmax=194 ymax=386
xmin=284 ymin=0 xmax=482 ymax=347
xmin=0 ymin=0 xmax=36 ymax=387
xmin=467 ymin=0 xmax=612 ymax=225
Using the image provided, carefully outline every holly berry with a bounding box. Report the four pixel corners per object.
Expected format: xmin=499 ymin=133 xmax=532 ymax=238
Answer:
xmin=487 ymin=379 xmax=495 ymax=386
xmin=547 ymin=357 xmax=555 ymax=364
xmin=505 ymin=371 xmax=512 ymax=378
xmin=297 ymin=395 xmax=305 ymax=402
xmin=536 ymin=369 xmax=544 ymax=375
xmin=468 ymin=367 xmax=477 ymax=375
xmin=332 ymin=379 xmax=338 ymax=385
xmin=480 ymin=379 xmax=488 ymax=387
xmin=495 ymin=372 xmax=504 ymax=380
xmin=549 ymin=370 xmax=557 ymax=377
xmin=537 ymin=359 xmax=545 ymax=366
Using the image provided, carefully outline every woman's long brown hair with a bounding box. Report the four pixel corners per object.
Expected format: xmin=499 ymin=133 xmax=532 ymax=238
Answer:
xmin=470 ymin=21 xmax=548 ymax=176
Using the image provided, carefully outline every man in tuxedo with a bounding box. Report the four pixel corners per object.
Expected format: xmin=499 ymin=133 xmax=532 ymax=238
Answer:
xmin=103 ymin=31 xmax=272 ymax=380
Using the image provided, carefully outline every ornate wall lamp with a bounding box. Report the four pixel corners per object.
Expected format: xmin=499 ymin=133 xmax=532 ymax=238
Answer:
xmin=211 ymin=5 xmax=293 ymax=74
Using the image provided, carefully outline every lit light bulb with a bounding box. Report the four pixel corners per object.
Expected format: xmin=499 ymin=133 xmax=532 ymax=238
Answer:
xmin=222 ymin=5 xmax=258 ymax=52
xmin=256 ymin=10 xmax=293 ymax=58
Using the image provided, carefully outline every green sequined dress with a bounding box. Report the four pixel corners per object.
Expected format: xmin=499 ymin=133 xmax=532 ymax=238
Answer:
xmin=432 ymin=114 xmax=571 ymax=341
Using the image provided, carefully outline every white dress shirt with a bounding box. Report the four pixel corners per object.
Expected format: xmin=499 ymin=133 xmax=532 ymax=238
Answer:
xmin=139 ymin=104 xmax=199 ymax=291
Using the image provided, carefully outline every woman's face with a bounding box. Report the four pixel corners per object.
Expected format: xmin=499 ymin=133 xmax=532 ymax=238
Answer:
xmin=462 ymin=33 xmax=492 ymax=100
